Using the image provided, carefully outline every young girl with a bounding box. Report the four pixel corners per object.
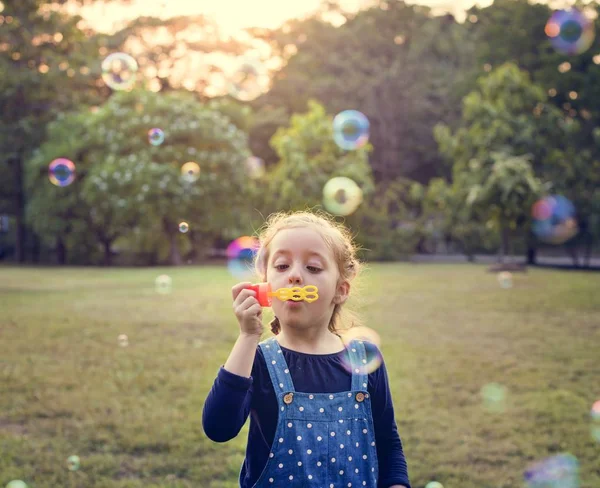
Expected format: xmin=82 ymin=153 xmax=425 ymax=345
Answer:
xmin=202 ymin=211 xmax=411 ymax=488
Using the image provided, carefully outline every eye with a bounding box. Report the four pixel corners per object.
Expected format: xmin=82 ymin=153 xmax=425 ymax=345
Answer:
xmin=275 ymin=264 xmax=288 ymax=270
xmin=307 ymin=266 xmax=322 ymax=273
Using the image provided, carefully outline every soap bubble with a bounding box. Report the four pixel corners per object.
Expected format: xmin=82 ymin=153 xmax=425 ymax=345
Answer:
xmin=245 ymin=156 xmax=265 ymax=179
xmin=101 ymin=52 xmax=138 ymax=91
xmin=425 ymin=483 xmax=444 ymax=488
xmin=66 ymin=455 xmax=80 ymax=471
xmin=591 ymin=400 xmax=600 ymax=442
xmin=155 ymin=275 xmax=172 ymax=294
xmin=227 ymin=236 xmax=260 ymax=279
xmin=117 ymin=334 xmax=129 ymax=347
xmin=178 ymin=221 xmax=189 ymax=233
xmin=323 ymin=177 xmax=363 ymax=216
xmin=228 ymin=57 xmax=269 ymax=101
xmin=532 ymin=195 xmax=578 ymax=244
xmin=524 ymin=453 xmax=579 ymax=488
xmin=148 ymin=128 xmax=164 ymax=146
xmin=339 ymin=326 xmax=383 ymax=375
xmin=481 ymin=382 xmax=508 ymax=413
xmin=181 ymin=162 xmax=200 ymax=183
xmin=48 ymin=158 xmax=76 ymax=187
xmin=333 ymin=110 xmax=369 ymax=150
xmin=545 ymin=9 xmax=595 ymax=55
xmin=497 ymin=272 xmax=513 ymax=289
xmin=5 ymin=482 xmax=28 ymax=488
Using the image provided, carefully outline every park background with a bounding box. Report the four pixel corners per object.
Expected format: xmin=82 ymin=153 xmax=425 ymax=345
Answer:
xmin=1 ymin=0 xmax=599 ymax=487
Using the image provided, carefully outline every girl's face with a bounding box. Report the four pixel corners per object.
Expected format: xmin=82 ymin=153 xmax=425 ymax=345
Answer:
xmin=266 ymin=227 xmax=348 ymax=331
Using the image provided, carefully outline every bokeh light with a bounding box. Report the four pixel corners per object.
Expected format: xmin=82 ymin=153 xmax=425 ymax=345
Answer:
xmin=155 ymin=275 xmax=172 ymax=294
xmin=532 ymin=195 xmax=579 ymax=244
xmin=497 ymin=271 xmax=513 ymax=289
xmin=481 ymin=383 xmax=508 ymax=413
xmin=339 ymin=326 xmax=383 ymax=375
xmin=333 ymin=110 xmax=370 ymax=150
xmin=545 ymin=9 xmax=595 ymax=55
xmin=228 ymin=57 xmax=269 ymax=101
xmin=181 ymin=162 xmax=200 ymax=183
xmin=101 ymin=52 xmax=138 ymax=91
xmin=178 ymin=221 xmax=189 ymax=233
xmin=322 ymin=176 xmax=363 ymax=216
xmin=48 ymin=158 xmax=76 ymax=187
xmin=117 ymin=334 xmax=129 ymax=347
xmin=66 ymin=455 xmax=80 ymax=471
xmin=524 ymin=453 xmax=579 ymax=488
xmin=245 ymin=156 xmax=265 ymax=179
xmin=226 ymin=235 xmax=259 ymax=279
xmin=148 ymin=128 xmax=165 ymax=146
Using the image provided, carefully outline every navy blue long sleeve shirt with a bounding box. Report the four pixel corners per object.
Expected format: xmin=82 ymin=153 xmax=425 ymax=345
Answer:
xmin=202 ymin=341 xmax=411 ymax=488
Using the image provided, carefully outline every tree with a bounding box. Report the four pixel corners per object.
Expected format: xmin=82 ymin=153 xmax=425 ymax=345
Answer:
xmin=434 ymin=62 xmax=574 ymax=261
xmin=465 ymin=152 xmax=544 ymax=262
xmin=0 ymin=0 xmax=106 ymax=262
xmin=26 ymin=89 xmax=255 ymax=265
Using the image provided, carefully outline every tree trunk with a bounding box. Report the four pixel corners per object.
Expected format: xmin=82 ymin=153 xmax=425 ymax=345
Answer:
xmin=14 ymin=155 xmax=26 ymax=263
xmin=102 ymin=240 xmax=112 ymax=266
xmin=498 ymin=225 xmax=509 ymax=264
xmin=56 ymin=237 xmax=67 ymax=265
xmin=164 ymin=219 xmax=182 ymax=266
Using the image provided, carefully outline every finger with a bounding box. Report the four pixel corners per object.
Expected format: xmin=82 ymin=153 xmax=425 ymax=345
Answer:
xmin=232 ymin=283 xmax=254 ymax=301
xmin=239 ymin=294 xmax=259 ymax=311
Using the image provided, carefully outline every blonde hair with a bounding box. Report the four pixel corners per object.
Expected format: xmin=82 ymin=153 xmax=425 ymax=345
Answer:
xmin=254 ymin=210 xmax=363 ymax=335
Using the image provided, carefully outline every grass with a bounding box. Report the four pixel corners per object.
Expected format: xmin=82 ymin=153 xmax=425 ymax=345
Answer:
xmin=0 ymin=263 xmax=599 ymax=488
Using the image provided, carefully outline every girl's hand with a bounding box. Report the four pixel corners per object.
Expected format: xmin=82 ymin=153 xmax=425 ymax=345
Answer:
xmin=231 ymin=282 xmax=264 ymax=337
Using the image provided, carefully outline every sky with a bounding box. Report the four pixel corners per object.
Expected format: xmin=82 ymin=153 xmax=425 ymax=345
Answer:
xmin=78 ymin=0 xmax=497 ymax=36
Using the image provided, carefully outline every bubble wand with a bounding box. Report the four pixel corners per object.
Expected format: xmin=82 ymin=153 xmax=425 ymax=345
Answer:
xmin=245 ymin=283 xmax=319 ymax=307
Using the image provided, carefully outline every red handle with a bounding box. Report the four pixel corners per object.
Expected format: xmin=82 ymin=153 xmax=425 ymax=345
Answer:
xmin=246 ymin=282 xmax=272 ymax=307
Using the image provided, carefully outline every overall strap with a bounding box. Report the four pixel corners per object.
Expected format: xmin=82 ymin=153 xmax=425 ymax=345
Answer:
xmin=259 ymin=336 xmax=296 ymax=394
xmin=348 ymin=339 xmax=370 ymax=391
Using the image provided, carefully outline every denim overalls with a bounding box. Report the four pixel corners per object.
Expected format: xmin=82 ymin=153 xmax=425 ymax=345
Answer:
xmin=246 ymin=336 xmax=379 ymax=487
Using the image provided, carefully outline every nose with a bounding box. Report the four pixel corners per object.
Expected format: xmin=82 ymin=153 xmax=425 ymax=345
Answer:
xmin=288 ymin=266 xmax=303 ymax=286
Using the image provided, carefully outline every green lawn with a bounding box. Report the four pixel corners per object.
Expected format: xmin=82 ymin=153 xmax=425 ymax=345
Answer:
xmin=1 ymin=264 xmax=599 ymax=488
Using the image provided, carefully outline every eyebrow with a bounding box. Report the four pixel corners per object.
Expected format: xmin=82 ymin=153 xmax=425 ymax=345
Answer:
xmin=272 ymin=249 xmax=326 ymax=261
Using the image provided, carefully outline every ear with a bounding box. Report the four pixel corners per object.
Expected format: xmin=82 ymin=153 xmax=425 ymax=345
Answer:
xmin=333 ymin=280 xmax=350 ymax=305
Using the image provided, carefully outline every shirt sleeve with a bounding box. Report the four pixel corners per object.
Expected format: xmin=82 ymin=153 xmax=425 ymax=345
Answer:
xmin=370 ymin=352 xmax=411 ymax=488
xmin=202 ymin=364 xmax=254 ymax=442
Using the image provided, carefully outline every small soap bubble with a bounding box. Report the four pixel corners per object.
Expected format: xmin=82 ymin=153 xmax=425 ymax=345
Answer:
xmin=6 ymin=482 xmax=28 ymax=488
xmin=333 ymin=110 xmax=369 ymax=150
xmin=228 ymin=57 xmax=269 ymax=101
xmin=339 ymin=326 xmax=383 ymax=375
xmin=524 ymin=453 xmax=579 ymax=488
xmin=227 ymin=236 xmax=260 ymax=279
xmin=545 ymin=9 xmax=595 ymax=55
xmin=178 ymin=221 xmax=189 ymax=233
xmin=101 ymin=52 xmax=138 ymax=91
xmin=148 ymin=128 xmax=164 ymax=146
xmin=481 ymin=382 xmax=508 ymax=413
xmin=425 ymin=483 xmax=444 ymax=488
xmin=48 ymin=158 xmax=76 ymax=187
xmin=66 ymin=455 xmax=80 ymax=471
xmin=245 ymin=156 xmax=265 ymax=179
xmin=532 ymin=195 xmax=578 ymax=245
xmin=181 ymin=162 xmax=200 ymax=183
xmin=155 ymin=275 xmax=172 ymax=294
xmin=117 ymin=334 xmax=129 ymax=347
xmin=497 ymin=272 xmax=513 ymax=289
xmin=323 ymin=177 xmax=363 ymax=216
xmin=591 ymin=400 xmax=600 ymax=442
